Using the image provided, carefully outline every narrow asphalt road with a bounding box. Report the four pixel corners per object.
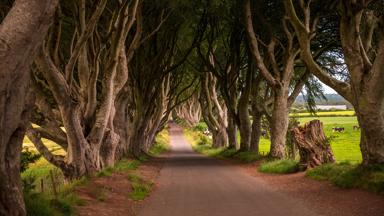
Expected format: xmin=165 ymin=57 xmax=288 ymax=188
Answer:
xmin=138 ymin=125 xmax=320 ymax=216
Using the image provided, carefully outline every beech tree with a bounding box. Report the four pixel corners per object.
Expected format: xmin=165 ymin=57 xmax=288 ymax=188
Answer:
xmin=27 ymin=0 xmax=141 ymax=179
xmin=0 ymin=0 xmax=58 ymax=214
xmin=244 ymin=0 xmax=310 ymax=158
xmin=196 ymin=1 xmax=251 ymax=150
xmin=174 ymin=93 xmax=202 ymax=127
xmin=285 ymin=0 xmax=384 ymax=164
xmin=200 ymin=71 xmax=229 ymax=148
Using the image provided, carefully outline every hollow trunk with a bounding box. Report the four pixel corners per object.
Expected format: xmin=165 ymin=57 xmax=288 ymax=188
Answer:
xmin=291 ymin=120 xmax=335 ymax=169
xmin=269 ymin=90 xmax=289 ymax=159
xmin=250 ymin=112 xmax=262 ymax=153
xmin=0 ymin=0 xmax=57 ymax=214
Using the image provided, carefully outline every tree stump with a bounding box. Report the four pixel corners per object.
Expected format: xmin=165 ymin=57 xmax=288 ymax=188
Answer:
xmin=291 ymin=120 xmax=335 ymax=170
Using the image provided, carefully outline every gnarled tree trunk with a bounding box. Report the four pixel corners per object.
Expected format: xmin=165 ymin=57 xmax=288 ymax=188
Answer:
xmin=284 ymin=0 xmax=384 ymax=164
xmin=291 ymin=120 xmax=335 ymax=169
xmin=0 ymin=0 xmax=57 ymax=215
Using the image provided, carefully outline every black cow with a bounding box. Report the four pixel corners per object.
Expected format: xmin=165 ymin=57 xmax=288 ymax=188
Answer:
xmin=332 ymin=127 xmax=345 ymax=132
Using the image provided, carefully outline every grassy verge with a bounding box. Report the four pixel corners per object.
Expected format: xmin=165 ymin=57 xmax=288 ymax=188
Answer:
xmin=128 ymin=173 xmax=154 ymax=201
xmin=184 ymin=129 xmax=263 ymax=163
xmin=258 ymin=160 xmax=299 ymax=174
xmin=185 ymin=128 xmax=300 ymax=174
xmin=23 ymin=176 xmax=87 ymax=216
xmin=306 ymin=162 xmax=384 ymax=195
xmin=23 ymin=129 xmax=170 ymax=215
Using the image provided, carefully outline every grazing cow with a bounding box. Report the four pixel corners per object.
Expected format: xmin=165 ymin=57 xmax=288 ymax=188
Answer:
xmin=332 ymin=127 xmax=345 ymax=132
xmin=353 ymin=125 xmax=360 ymax=130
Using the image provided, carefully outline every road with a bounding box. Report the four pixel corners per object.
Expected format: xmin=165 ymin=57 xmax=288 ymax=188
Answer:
xmin=137 ymin=125 xmax=320 ymax=216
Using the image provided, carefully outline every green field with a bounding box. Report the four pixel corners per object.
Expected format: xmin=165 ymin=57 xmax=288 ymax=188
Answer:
xmin=290 ymin=110 xmax=355 ymax=117
xmin=299 ymin=116 xmax=361 ymax=162
xmin=257 ymin=116 xmax=361 ymax=162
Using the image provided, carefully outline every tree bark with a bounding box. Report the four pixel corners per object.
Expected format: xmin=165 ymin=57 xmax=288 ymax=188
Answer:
xmin=292 ymin=120 xmax=335 ymax=169
xmin=284 ymin=0 xmax=384 ymax=164
xmin=250 ymin=112 xmax=262 ymax=153
xmin=238 ymin=70 xmax=252 ymax=151
xmin=269 ymin=89 xmax=290 ymax=159
xmin=227 ymin=115 xmax=238 ymax=149
xmin=0 ymin=0 xmax=57 ymax=215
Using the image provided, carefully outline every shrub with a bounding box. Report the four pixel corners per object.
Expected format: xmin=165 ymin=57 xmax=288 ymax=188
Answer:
xmin=193 ymin=122 xmax=208 ymax=132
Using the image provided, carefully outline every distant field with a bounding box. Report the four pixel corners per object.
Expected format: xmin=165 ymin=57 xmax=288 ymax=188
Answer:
xmin=22 ymin=137 xmax=60 ymax=178
xmin=290 ymin=110 xmax=355 ymax=117
xmin=231 ymin=115 xmax=361 ymax=163
xmin=299 ymin=116 xmax=361 ymax=162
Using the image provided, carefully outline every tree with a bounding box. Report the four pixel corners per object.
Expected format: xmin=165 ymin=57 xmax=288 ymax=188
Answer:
xmin=28 ymin=0 xmax=140 ymax=179
xmin=244 ymin=0 xmax=309 ymax=158
xmin=0 ymin=0 xmax=58 ymax=215
xmin=285 ymin=0 xmax=384 ymax=164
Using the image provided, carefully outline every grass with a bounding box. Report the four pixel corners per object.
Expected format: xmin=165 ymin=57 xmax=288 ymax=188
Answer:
xmin=23 ymin=177 xmax=86 ymax=216
xmin=22 ymin=129 xmax=170 ymax=214
xmin=128 ymin=173 xmax=153 ymax=201
xmin=196 ymin=115 xmax=361 ymax=163
xmin=185 ymin=129 xmax=264 ymax=163
xmin=299 ymin=116 xmax=361 ymax=163
xmin=250 ymin=116 xmax=361 ymax=163
xmin=258 ymin=160 xmax=299 ymax=174
xmin=290 ymin=110 xmax=355 ymax=117
xmin=149 ymin=130 xmax=170 ymax=156
xmin=306 ymin=163 xmax=384 ymax=195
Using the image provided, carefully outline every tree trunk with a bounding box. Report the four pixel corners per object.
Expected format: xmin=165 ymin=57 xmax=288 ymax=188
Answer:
xmin=291 ymin=120 xmax=335 ymax=169
xmin=250 ymin=112 xmax=262 ymax=153
xmin=238 ymin=69 xmax=252 ymax=151
xmin=0 ymin=0 xmax=57 ymax=215
xmin=355 ymin=104 xmax=384 ymax=164
xmin=212 ymin=127 xmax=228 ymax=148
xmin=227 ymin=115 xmax=238 ymax=149
xmin=269 ymin=90 xmax=289 ymax=159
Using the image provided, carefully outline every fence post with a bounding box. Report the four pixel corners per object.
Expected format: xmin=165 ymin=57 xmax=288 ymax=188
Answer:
xmin=40 ymin=179 xmax=44 ymax=193
xmin=49 ymin=170 xmax=58 ymax=199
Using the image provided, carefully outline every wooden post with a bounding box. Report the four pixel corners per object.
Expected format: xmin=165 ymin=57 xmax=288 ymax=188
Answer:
xmin=49 ymin=170 xmax=58 ymax=199
xmin=40 ymin=179 xmax=44 ymax=193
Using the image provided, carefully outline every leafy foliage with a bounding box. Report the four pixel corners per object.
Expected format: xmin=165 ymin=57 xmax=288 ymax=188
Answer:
xmin=21 ymin=149 xmax=41 ymax=173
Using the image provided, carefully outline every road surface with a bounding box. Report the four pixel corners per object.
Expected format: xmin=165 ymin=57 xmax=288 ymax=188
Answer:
xmin=138 ymin=125 xmax=320 ymax=216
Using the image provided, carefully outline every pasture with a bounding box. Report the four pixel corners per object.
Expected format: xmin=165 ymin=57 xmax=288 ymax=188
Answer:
xmin=290 ymin=110 xmax=355 ymax=117
xmin=258 ymin=115 xmax=361 ymax=163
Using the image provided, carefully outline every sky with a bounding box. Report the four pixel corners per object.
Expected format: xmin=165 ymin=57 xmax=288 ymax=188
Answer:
xmin=321 ymin=82 xmax=337 ymax=94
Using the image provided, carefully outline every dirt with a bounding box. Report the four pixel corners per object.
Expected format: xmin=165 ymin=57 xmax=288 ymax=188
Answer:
xmin=74 ymin=124 xmax=384 ymax=216
xmin=75 ymin=157 xmax=165 ymax=216
xmin=137 ymin=126 xmax=319 ymax=216
xmin=239 ymin=161 xmax=384 ymax=216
